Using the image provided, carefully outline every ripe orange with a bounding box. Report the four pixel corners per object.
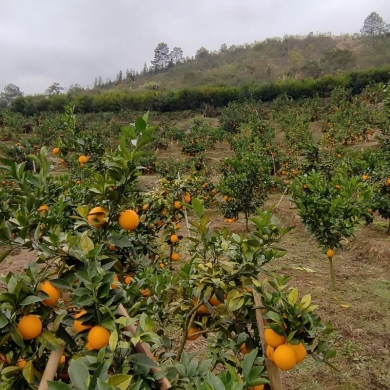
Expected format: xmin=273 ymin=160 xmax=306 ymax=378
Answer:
xmin=74 ymin=310 xmax=93 ymax=333
xmin=53 ymin=147 xmax=60 ymax=155
xmin=187 ymin=326 xmax=201 ymax=341
xmin=38 ymin=205 xmax=49 ymax=215
xmin=273 ymin=344 xmax=297 ymax=371
xmin=335 ymin=184 xmax=341 ymax=189
xmin=326 ymin=249 xmax=334 ymax=258
xmin=239 ymin=343 xmax=252 ymax=354
xmin=174 ymin=200 xmax=182 ymax=209
xmin=86 ymin=343 xmax=94 ymax=351
xmin=264 ymin=328 xmax=286 ymax=348
xmin=191 ymin=298 xmax=208 ymax=314
xmin=18 ymin=315 xmax=42 ymax=340
xmin=17 ymin=358 xmax=26 ymax=368
xmin=248 ymin=385 xmax=264 ymax=390
xmin=288 ymin=342 xmax=307 ymax=363
xmin=159 ymin=263 xmax=165 ymax=269
xmin=170 ymin=234 xmax=179 ymax=243
xmin=386 ymin=178 xmax=390 ymax=186
xmin=78 ymin=155 xmax=88 ymax=164
xmin=108 ymin=244 xmax=116 ymax=251
xmin=110 ymin=274 xmax=119 ymax=289
xmin=87 ymin=207 xmax=107 ymax=228
xmin=208 ymin=295 xmax=222 ymax=306
xmin=39 ymin=281 xmax=60 ymax=306
xmin=266 ymin=345 xmax=275 ymax=361
xmin=76 ymin=180 xmax=81 ymax=185
xmin=87 ymin=326 xmax=110 ymax=350
xmin=171 ymin=253 xmax=179 ymax=261
xmin=141 ymin=288 xmax=151 ymax=297
xmin=161 ymin=209 xmax=167 ymax=217
xmin=118 ymin=210 xmax=140 ymax=231
xmin=183 ymin=193 xmax=191 ymax=203
xmin=125 ymin=275 xmax=132 ymax=285
xmin=59 ymin=355 xmax=66 ymax=364
xmin=362 ymin=174 xmax=369 ymax=180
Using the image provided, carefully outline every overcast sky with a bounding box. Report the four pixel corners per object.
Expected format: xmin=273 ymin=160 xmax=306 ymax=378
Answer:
xmin=0 ymin=0 xmax=388 ymax=95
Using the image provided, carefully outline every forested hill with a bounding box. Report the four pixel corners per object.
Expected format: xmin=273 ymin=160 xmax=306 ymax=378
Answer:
xmin=102 ymin=33 xmax=390 ymax=92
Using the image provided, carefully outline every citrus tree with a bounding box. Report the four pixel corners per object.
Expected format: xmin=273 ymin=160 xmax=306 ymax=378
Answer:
xmin=289 ymin=167 xmax=373 ymax=288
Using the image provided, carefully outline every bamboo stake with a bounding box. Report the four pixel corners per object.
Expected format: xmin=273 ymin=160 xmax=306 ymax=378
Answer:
xmin=177 ymin=172 xmax=191 ymax=237
xmin=253 ymin=290 xmax=283 ymax=390
xmin=118 ymin=304 xmax=172 ymax=390
xmin=38 ymin=346 xmax=65 ymax=390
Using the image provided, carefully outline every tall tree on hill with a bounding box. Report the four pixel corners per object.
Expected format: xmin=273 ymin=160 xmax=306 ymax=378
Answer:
xmin=151 ymin=42 xmax=170 ymax=72
xmin=170 ymin=47 xmax=184 ymax=64
xmin=360 ymin=12 xmax=389 ymax=35
xmin=45 ymin=82 xmax=64 ymax=95
xmin=0 ymin=83 xmax=23 ymax=109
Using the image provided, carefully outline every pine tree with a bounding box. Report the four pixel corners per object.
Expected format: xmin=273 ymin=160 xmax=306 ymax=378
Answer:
xmin=360 ymin=12 xmax=389 ymax=35
xmin=151 ymin=42 xmax=170 ymax=71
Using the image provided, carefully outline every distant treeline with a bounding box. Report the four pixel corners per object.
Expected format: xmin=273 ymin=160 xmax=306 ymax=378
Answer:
xmin=10 ymin=67 xmax=390 ymax=116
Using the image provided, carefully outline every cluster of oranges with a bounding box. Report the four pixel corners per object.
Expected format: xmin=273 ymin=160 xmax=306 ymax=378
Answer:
xmin=264 ymin=328 xmax=307 ymax=371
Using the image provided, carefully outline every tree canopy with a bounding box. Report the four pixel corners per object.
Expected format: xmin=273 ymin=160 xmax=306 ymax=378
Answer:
xmin=360 ymin=12 xmax=389 ymax=35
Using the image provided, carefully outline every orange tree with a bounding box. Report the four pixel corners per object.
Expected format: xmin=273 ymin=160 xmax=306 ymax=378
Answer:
xmin=169 ymin=199 xmax=336 ymax=387
xmin=217 ymin=154 xmax=271 ymax=230
xmin=289 ymin=166 xmax=373 ymax=289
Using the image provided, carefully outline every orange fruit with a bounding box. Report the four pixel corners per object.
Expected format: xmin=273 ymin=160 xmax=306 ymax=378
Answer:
xmin=108 ymin=244 xmax=116 ymax=251
xmin=159 ymin=263 xmax=165 ymax=269
xmin=386 ymin=178 xmax=390 ymax=186
xmin=248 ymin=385 xmax=264 ymax=390
xmin=86 ymin=343 xmax=94 ymax=351
xmin=183 ymin=193 xmax=191 ymax=203
xmin=39 ymin=281 xmax=60 ymax=306
xmin=161 ymin=210 xmax=167 ymax=217
xmin=141 ymin=288 xmax=151 ymax=297
xmin=17 ymin=358 xmax=26 ymax=368
xmin=125 ymin=275 xmax=132 ymax=285
xmin=74 ymin=310 xmax=93 ymax=333
xmin=171 ymin=253 xmax=179 ymax=261
xmin=239 ymin=343 xmax=252 ymax=354
xmin=87 ymin=326 xmax=110 ymax=350
xmin=111 ymin=275 xmax=119 ymax=289
xmin=191 ymin=298 xmax=208 ymax=314
xmin=170 ymin=234 xmax=179 ymax=243
xmin=87 ymin=207 xmax=107 ymax=228
xmin=273 ymin=344 xmax=297 ymax=371
xmin=59 ymin=355 xmax=66 ymax=364
xmin=38 ymin=205 xmax=49 ymax=215
xmin=76 ymin=180 xmax=81 ymax=185
xmin=362 ymin=174 xmax=369 ymax=180
xmin=187 ymin=326 xmax=201 ymax=341
xmin=78 ymin=155 xmax=88 ymax=164
xmin=18 ymin=315 xmax=42 ymax=340
xmin=264 ymin=328 xmax=286 ymax=348
xmin=174 ymin=200 xmax=182 ymax=209
xmin=326 ymin=249 xmax=334 ymax=258
xmin=118 ymin=210 xmax=140 ymax=231
xmin=288 ymin=342 xmax=307 ymax=363
xmin=53 ymin=147 xmax=60 ymax=155
xmin=335 ymin=184 xmax=341 ymax=189
xmin=208 ymin=295 xmax=222 ymax=306
xmin=266 ymin=345 xmax=275 ymax=361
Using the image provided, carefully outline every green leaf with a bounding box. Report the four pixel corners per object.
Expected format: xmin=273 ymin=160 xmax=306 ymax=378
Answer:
xmin=300 ymin=294 xmax=311 ymax=310
xmin=22 ymin=360 xmax=34 ymax=383
xmin=68 ymin=359 xmax=90 ymax=390
xmin=109 ymin=329 xmax=118 ymax=351
xmin=48 ymin=382 xmax=73 ymax=390
xmin=0 ymin=249 xmax=12 ymax=265
xmin=37 ymin=332 xmax=65 ymax=351
xmin=228 ymin=297 xmax=245 ymax=312
xmin=205 ymin=371 xmax=226 ymax=390
xmin=288 ymin=288 xmax=298 ymax=305
xmin=19 ymin=295 xmax=43 ymax=306
xmin=135 ymin=117 xmax=147 ymax=132
xmin=107 ymin=374 xmax=133 ymax=389
xmin=0 ymin=312 xmax=8 ymax=328
xmin=323 ymin=348 xmax=337 ymax=360
xmin=49 ymin=279 xmax=71 ymax=289
xmin=128 ymin=353 xmax=158 ymax=369
xmin=242 ymin=348 xmax=258 ymax=380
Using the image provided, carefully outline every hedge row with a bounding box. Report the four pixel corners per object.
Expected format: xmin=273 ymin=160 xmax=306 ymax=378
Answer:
xmin=9 ymin=67 xmax=390 ymax=116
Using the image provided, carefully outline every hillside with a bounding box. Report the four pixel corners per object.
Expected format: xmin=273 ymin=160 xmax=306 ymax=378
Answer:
xmin=101 ymin=33 xmax=390 ymax=92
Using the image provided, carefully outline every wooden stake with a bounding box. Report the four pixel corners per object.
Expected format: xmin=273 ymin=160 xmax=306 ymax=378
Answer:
xmin=38 ymin=346 xmax=65 ymax=390
xmin=118 ymin=304 xmax=172 ymax=390
xmin=253 ymin=290 xmax=283 ymax=390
